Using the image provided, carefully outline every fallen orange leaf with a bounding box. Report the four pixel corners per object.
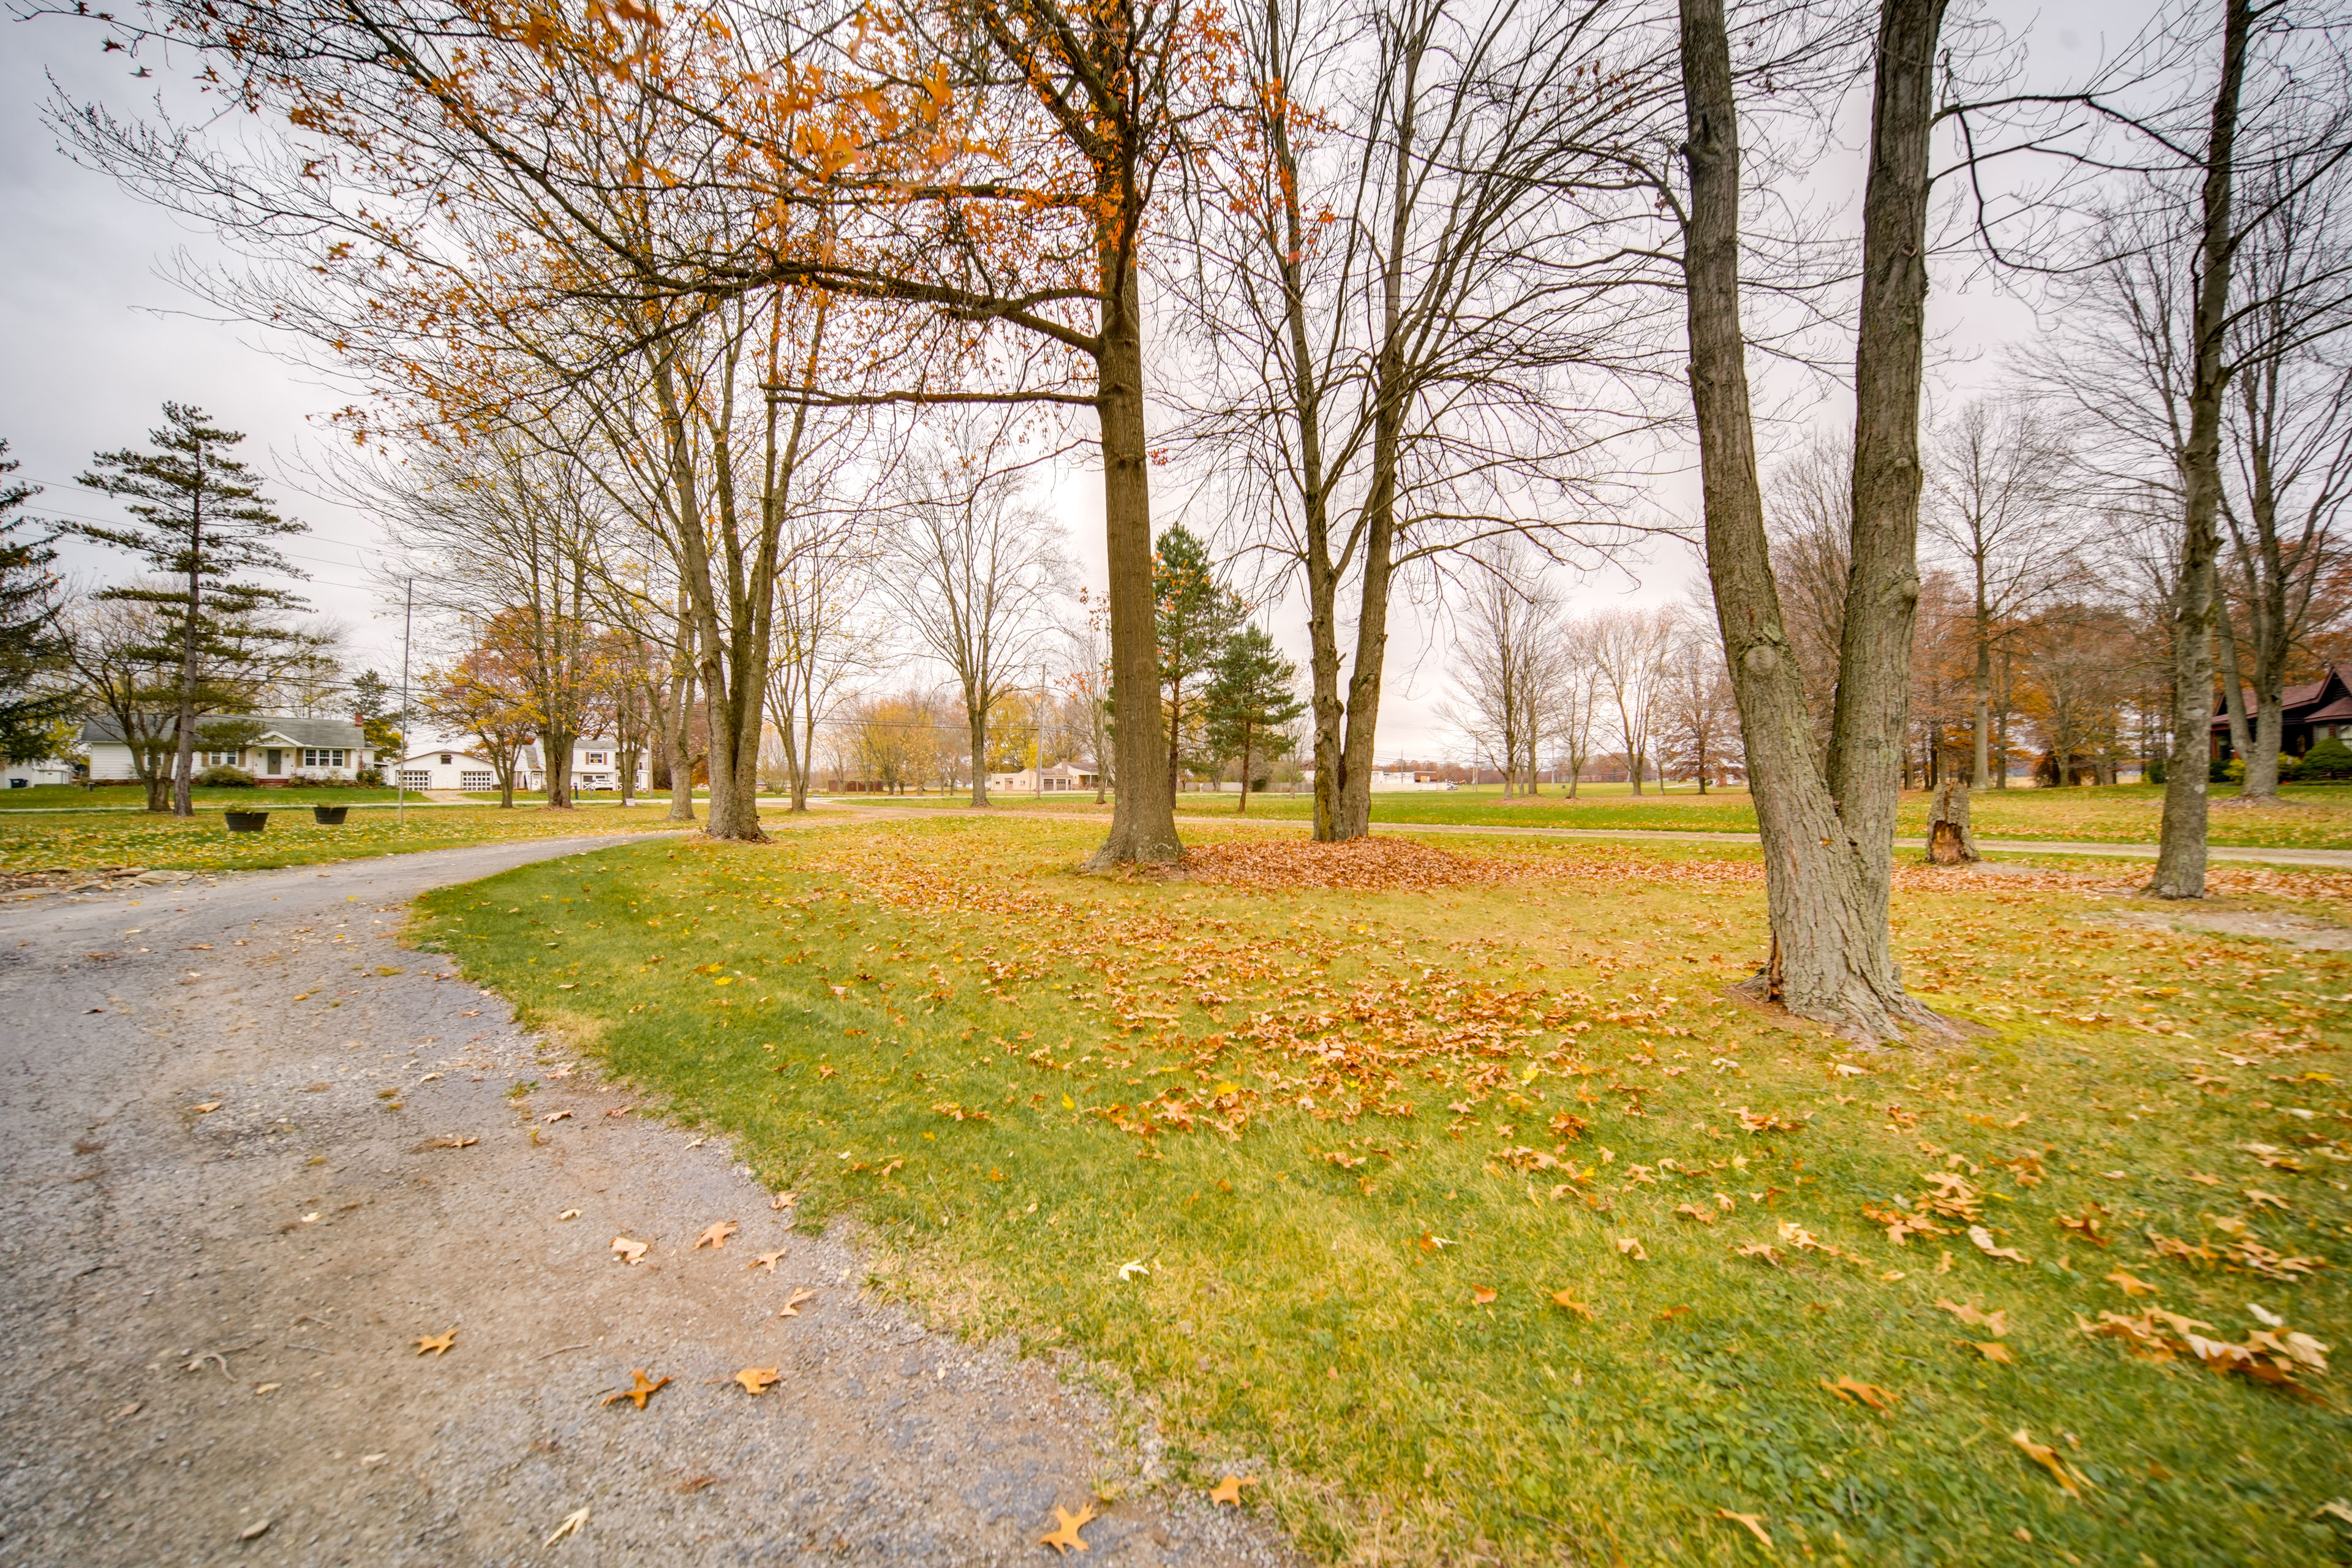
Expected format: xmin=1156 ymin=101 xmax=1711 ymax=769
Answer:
xmin=1717 ymin=1509 xmax=1771 ymax=1547
xmin=733 ymin=1366 xmax=780 ymax=1395
xmin=1933 ymin=1298 xmax=2008 ymax=1336
xmin=693 ymin=1221 xmax=738 ymax=1251
xmin=412 ymin=1330 xmax=456 ymax=1357
xmin=2106 ymin=1269 xmax=2157 ymax=1297
xmin=1972 ymin=1341 xmax=2015 ymax=1364
xmin=1550 ymin=1291 xmax=1596 ymax=1319
xmin=1471 ymin=1286 xmax=1498 ymax=1305
xmin=611 ymin=1237 xmax=648 ymax=1265
xmin=603 ymin=1370 xmax=669 ymax=1410
xmin=749 ymin=1250 xmax=786 ymax=1273
xmin=1038 ymin=1502 xmax=1095 ymax=1554
xmin=1208 ymin=1474 xmax=1256 ymax=1506
xmin=1968 ymin=1225 xmax=2028 ymax=1262
xmin=778 ymin=1288 xmax=818 ymax=1317
xmin=1820 ymin=1375 xmax=1893 ymax=1411
xmin=2011 ymin=1429 xmax=2082 ymax=1497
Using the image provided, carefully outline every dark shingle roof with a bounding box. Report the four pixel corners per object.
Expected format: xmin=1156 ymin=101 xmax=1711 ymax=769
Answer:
xmin=81 ymin=715 xmax=365 ymax=748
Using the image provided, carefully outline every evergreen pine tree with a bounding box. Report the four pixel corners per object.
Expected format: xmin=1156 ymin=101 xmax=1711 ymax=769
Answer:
xmin=1153 ymin=524 xmax=1242 ymax=806
xmin=70 ymin=404 xmax=309 ymax=815
xmin=1205 ymin=624 xmax=1306 ymax=814
xmin=0 ymin=442 xmax=74 ymax=763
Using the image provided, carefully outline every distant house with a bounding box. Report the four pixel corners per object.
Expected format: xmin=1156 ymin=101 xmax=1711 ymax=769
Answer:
xmin=81 ymin=715 xmax=372 ymax=783
xmin=4 ymin=756 xmax=75 ymax=789
xmin=2212 ymin=665 xmax=2352 ymax=761
xmin=985 ymin=760 xmax=1100 ymax=795
xmin=1297 ymin=764 xmax=1451 ymax=792
xmin=389 ymin=734 xmax=649 ymax=793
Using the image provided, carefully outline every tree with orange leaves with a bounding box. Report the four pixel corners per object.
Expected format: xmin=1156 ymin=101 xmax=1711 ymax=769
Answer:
xmin=47 ymin=0 xmax=1232 ymax=864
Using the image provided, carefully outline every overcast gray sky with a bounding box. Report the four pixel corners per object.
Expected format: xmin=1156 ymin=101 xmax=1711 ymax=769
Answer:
xmin=3 ymin=0 xmax=2162 ymax=760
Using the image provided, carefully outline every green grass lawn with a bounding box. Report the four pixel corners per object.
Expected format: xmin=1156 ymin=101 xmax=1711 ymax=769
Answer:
xmin=0 ymin=802 xmax=687 ymax=875
xmin=410 ymin=818 xmax=2352 ymax=1566
xmin=0 ymin=783 xmax=421 ymax=811
xmin=853 ymin=782 xmax=2352 ymax=850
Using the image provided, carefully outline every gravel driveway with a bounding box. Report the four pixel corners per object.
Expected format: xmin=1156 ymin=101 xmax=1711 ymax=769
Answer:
xmin=0 ymin=838 xmax=1294 ymax=1566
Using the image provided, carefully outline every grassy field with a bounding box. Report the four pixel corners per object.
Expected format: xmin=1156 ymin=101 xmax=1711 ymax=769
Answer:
xmin=0 ymin=802 xmax=686 ymax=875
xmin=0 ymin=783 xmax=424 ymax=811
xmin=410 ymin=818 xmax=2352 ymax=1566
xmin=854 ymin=782 xmax=2352 ymax=850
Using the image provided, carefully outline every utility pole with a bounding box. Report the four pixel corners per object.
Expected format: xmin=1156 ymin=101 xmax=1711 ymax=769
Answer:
xmin=397 ymin=577 xmax=413 ymax=829
xmin=1036 ymin=662 xmax=1047 ymax=799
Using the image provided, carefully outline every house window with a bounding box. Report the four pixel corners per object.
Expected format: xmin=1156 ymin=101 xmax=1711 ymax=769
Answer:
xmin=399 ymin=770 xmax=431 ymax=789
xmin=439 ymin=753 xmax=453 ymax=765
xmin=584 ymin=752 xmax=607 ymax=765
xmin=301 ymin=748 xmax=349 ymax=769
xmin=203 ymin=750 xmax=241 ymax=767
xmin=461 ymin=771 xmax=494 ymax=790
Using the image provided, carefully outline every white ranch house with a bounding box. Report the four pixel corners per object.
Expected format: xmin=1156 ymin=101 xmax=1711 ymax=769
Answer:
xmin=81 ymin=715 xmax=372 ymax=783
xmin=389 ymin=734 xmax=650 ymax=794
xmin=984 ymin=760 xmax=1100 ymax=795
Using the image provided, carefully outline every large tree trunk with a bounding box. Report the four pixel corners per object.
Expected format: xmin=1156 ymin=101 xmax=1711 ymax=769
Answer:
xmin=1332 ymin=47 xmax=1419 ymax=845
xmin=970 ymin=695 xmax=990 ymax=807
xmin=2149 ymin=0 xmax=2250 ymax=897
xmin=1088 ymin=254 xmax=1182 ymax=869
xmin=173 ymin=501 xmax=202 ymax=819
xmin=2215 ymin=600 xmax=2256 ymax=778
xmin=666 ymin=622 xmax=696 ymax=822
xmin=1926 ymin=777 xmax=1980 ymax=864
xmin=1678 ymin=0 xmax=1945 ymax=1041
xmin=1970 ymin=581 xmax=1993 ymax=787
xmin=1821 ymin=0 xmax=1948 ymax=973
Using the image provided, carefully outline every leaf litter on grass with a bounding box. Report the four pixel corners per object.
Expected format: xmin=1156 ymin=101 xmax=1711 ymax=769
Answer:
xmin=423 ymin=818 xmax=2352 ymax=1567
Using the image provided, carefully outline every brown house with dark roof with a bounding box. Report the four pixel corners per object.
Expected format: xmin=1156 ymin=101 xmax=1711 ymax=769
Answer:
xmin=2210 ymin=664 xmax=2352 ymax=760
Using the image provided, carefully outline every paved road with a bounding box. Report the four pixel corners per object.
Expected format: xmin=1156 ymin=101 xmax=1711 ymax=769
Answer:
xmin=0 ymin=839 xmax=1289 ymax=1567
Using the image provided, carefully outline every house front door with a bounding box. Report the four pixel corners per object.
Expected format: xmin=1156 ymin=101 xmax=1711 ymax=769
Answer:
xmin=265 ymin=749 xmax=284 ymax=775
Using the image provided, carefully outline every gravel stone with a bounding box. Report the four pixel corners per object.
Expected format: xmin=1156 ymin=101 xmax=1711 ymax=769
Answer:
xmin=0 ymin=837 xmax=1298 ymax=1567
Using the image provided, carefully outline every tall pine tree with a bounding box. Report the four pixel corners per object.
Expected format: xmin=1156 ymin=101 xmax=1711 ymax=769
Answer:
xmin=70 ymin=405 xmax=308 ymax=815
xmin=0 ymin=442 xmax=72 ymax=763
xmin=1205 ymin=624 xmax=1305 ymax=814
xmin=1153 ymin=525 xmax=1242 ymax=807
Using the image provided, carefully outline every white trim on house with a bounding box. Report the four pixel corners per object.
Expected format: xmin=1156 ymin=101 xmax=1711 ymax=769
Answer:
xmin=80 ymin=716 xmax=372 ymax=783
xmin=984 ymin=760 xmax=1100 ymax=794
xmin=394 ymin=733 xmax=652 ymax=793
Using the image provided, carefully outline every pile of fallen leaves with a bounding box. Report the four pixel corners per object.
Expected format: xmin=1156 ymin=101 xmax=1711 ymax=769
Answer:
xmin=1178 ymin=837 xmax=1523 ymax=892
xmin=2080 ymin=1305 xmax=2330 ymax=1393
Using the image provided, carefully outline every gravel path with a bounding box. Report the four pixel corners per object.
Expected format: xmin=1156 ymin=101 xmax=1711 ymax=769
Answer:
xmin=0 ymin=838 xmax=1295 ymax=1567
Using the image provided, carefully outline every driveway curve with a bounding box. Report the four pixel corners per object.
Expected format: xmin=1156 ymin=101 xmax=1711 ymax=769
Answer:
xmin=0 ymin=837 xmax=1291 ymax=1567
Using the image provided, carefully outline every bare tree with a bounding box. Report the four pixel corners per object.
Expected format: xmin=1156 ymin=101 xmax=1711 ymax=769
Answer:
xmin=1925 ymin=397 xmax=2079 ymax=788
xmin=1589 ymin=607 xmax=1673 ymax=795
xmin=375 ymin=440 xmax=609 ymax=809
xmin=1675 ymin=0 xmax=1952 ymax=1039
xmin=880 ymin=440 xmax=1071 ymax=808
xmin=1445 ymin=543 xmax=1558 ymax=797
xmin=2216 ymin=159 xmax=2352 ymax=797
xmin=1656 ymin=613 xmax=1741 ymax=792
xmin=1180 ymin=0 xmax=1671 ymax=841
xmin=1762 ymin=432 xmax=1853 ymax=751
xmin=1545 ymin=617 xmax=1603 ymax=796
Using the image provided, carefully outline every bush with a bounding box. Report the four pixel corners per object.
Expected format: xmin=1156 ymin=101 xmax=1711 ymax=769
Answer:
xmin=356 ymin=766 xmax=385 ymax=786
xmin=197 ymin=765 xmax=256 ymax=787
xmin=2146 ymin=758 xmax=2166 ymax=785
xmin=2299 ymin=737 xmax=2352 ymax=780
xmin=2213 ymin=758 xmax=2238 ymax=784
